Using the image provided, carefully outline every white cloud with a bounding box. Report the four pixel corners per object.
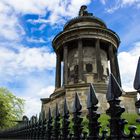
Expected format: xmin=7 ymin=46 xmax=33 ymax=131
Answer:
xmin=0 ymin=45 xmax=56 ymax=79
xmin=121 ymin=0 xmax=139 ymax=5
xmin=2 ymin=0 xmax=46 ymax=15
xmin=106 ymin=4 xmax=121 ymax=13
xmin=38 ymin=86 xmax=55 ymax=98
xmin=19 ymin=47 xmax=56 ymax=71
xmin=0 ymin=42 xmax=56 ymax=117
xmin=26 ymin=0 xmax=91 ymax=25
xmin=0 ymin=0 xmax=92 ymax=43
xmin=26 ymin=37 xmax=46 ymax=43
xmin=118 ymin=41 xmax=140 ymax=91
xmin=106 ymin=0 xmax=140 ymax=13
xmin=0 ymin=1 xmax=25 ymax=41
xmin=100 ymin=0 xmax=108 ymax=5
xmin=23 ymin=97 xmax=41 ymax=117
xmin=23 ymin=85 xmax=55 ymax=117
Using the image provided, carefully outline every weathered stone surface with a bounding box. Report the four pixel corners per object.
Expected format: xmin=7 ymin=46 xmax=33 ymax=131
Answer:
xmin=41 ymin=84 xmax=137 ymax=116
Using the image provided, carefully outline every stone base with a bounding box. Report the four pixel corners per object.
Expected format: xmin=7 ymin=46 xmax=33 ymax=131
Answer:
xmin=41 ymin=83 xmax=137 ymax=116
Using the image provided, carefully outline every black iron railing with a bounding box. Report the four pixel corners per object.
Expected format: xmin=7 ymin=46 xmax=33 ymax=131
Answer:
xmin=0 ymin=57 xmax=140 ymax=140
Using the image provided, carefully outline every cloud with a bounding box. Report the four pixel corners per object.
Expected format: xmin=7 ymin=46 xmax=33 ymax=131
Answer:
xmin=23 ymin=85 xmax=55 ymax=117
xmin=100 ymin=0 xmax=108 ymax=5
xmin=21 ymin=84 xmax=55 ymax=117
xmin=26 ymin=37 xmax=47 ymax=43
xmin=0 ymin=44 xmax=56 ymax=117
xmin=26 ymin=0 xmax=91 ymax=25
xmin=1 ymin=0 xmax=47 ymax=15
xmin=0 ymin=41 xmax=56 ymax=117
xmin=0 ymin=1 xmax=25 ymax=41
xmin=38 ymin=86 xmax=55 ymax=98
xmin=0 ymin=0 xmax=92 ymax=44
xmin=22 ymin=97 xmax=41 ymax=118
xmin=106 ymin=0 xmax=140 ymax=13
xmin=121 ymin=0 xmax=139 ymax=5
xmin=118 ymin=41 xmax=140 ymax=91
xmin=0 ymin=45 xmax=56 ymax=80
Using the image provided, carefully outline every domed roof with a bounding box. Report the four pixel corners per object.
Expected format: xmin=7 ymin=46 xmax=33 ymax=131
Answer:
xmin=52 ymin=5 xmax=120 ymax=52
xmin=64 ymin=5 xmax=107 ymax=30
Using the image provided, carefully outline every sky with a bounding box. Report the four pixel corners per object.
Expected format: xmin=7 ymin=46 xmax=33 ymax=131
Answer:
xmin=0 ymin=0 xmax=140 ymax=117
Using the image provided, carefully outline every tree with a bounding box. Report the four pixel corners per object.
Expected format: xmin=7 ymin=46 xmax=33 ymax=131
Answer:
xmin=0 ymin=88 xmax=24 ymax=130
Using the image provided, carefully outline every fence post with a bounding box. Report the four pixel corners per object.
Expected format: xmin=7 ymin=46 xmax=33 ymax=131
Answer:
xmin=87 ymin=84 xmax=100 ymax=140
xmin=35 ymin=115 xmax=39 ymax=139
xmin=39 ymin=111 xmax=46 ymax=139
xmin=62 ymin=98 xmax=70 ymax=140
xmin=45 ymin=107 xmax=53 ymax=140
xmin=106 ymin=74 xmax=125 ymax=139
xmin=134 ymin=57 xmax=140 ymax=112
xmin=30 ymin=115 xmax=37 ymax=139
xmin=53 ymin=103 xmax=61 ymax=140
xmin=72 ymin=92 xmax=83 ymax=140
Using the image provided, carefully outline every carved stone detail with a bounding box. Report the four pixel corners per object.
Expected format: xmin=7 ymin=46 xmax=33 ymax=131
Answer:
xmin=53 ymin=28 xmax=119 ymax=51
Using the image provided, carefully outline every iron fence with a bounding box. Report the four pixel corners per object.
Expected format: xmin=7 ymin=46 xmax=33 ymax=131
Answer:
xmin=0 ymin=57 xmax=140 ymax=140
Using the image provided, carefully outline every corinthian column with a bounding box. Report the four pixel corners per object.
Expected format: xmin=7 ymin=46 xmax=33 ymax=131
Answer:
xmin=108 ymin=44 xmax=117 ymax=83
xmin=78 ymin=39 xmax=83 ymax=82
xmin=95 ymin=39 xmax=102 ymax=81
xmin=63 ymin=46 xmax=68 ymax=85
xmin=55 ymin=53 xmax=61 ymax=89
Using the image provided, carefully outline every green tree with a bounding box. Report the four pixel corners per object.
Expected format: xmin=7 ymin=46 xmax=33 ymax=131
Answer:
xmin=0 ymin=87 xmax=24 ymax=130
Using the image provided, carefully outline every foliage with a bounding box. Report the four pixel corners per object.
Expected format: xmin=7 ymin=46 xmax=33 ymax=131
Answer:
xmin=0 ymin=87 xmax=24 ymax=130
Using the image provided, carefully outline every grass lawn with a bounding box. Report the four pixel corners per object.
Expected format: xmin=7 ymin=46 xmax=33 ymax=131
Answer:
xmin=81 ymin=113 xmax=140 ymax=134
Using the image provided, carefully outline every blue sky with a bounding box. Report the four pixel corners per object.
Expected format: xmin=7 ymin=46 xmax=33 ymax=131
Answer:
xmin=0 ymin=0 xmax=140 ymax=117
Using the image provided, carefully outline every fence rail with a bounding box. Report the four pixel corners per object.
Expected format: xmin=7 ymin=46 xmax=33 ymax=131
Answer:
xmin=0 ymin=57 xmax=140 ymax=140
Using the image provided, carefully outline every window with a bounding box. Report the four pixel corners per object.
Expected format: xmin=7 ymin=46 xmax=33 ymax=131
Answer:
xmin=86 ymin=63 xmax=93 ymax=72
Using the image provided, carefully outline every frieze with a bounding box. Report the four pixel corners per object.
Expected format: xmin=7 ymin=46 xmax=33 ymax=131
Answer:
xmin=53 ymin=27 xmax=120 ymax=51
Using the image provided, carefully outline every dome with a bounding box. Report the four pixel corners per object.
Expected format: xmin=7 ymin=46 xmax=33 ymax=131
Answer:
xmin=52 ymin=5 xmax=120 ymax=52
xmin=64 ymin=16 xmax=107 ymax=31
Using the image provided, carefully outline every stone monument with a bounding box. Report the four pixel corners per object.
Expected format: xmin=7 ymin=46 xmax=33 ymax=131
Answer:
xmin=41 ymin=6 xmax=136 ymax=114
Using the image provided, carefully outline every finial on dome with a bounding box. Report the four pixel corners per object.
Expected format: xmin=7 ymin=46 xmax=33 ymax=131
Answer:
xmin=78 ymin=5 xmax=93 ymax=16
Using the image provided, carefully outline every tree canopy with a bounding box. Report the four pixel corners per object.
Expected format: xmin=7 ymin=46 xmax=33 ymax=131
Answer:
xmin=0 ymin=88 xmax=24 ymax=130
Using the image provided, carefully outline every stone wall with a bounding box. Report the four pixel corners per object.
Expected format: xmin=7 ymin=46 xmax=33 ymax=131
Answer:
xmin=42 ymin=84 xmax=137 ymax=116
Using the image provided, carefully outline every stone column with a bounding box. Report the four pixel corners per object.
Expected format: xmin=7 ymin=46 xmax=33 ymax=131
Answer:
xmin=63 ymin=46 xmax=68 ymax=85
xmin=78 ymin=39 xmax=83 ymax=82
xmin=108 ymin=44 xmax=117 ymax=82
xmin=95 ymin=39 xmax=102 ymax=81
xmin=55 ymin=53 xmax=61 ymax=89
xmin=114 ymin=50 xmax=122 ymax=86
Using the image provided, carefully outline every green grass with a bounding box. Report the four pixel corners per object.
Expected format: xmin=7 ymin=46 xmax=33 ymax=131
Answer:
xmin=122 ymin=113 xmax=140 ymax=133
xmin=69 ymin=113 xmax=140 ymax=134
xmin=98 ymin=113 xmax=140 ymax=134
xmin=53 ymin=113 xmax=140 ymax=135
xmin=98 ymin=113 xmax=140 ymax=126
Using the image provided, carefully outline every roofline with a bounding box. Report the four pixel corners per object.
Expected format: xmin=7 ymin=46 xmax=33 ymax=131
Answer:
xmin=64 ymin=16 xmax=107 ymax=30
